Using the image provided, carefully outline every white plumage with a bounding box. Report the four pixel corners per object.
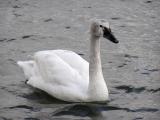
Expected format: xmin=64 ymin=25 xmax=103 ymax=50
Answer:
xmin=17 ymin=20 xmax=118 ymax=102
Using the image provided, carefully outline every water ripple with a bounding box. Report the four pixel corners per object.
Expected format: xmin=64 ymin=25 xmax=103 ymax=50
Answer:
xmin=115 ymin=85 xmax=160 ymax=93
xmin=115 ymin=85 xmax=146 ymax=93
xmin=24 ymin=118 xmax=40 ymax=120
xmin=8 ymin=105 xmax=34 ymax=110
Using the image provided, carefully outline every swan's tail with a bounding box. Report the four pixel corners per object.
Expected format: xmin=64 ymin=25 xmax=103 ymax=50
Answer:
xmin=17 ymin=61 xmax=34 ymax=81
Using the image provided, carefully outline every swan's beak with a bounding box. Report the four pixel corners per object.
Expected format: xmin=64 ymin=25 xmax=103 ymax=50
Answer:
xmin=103 ymin=27 xmax=119 ymax=44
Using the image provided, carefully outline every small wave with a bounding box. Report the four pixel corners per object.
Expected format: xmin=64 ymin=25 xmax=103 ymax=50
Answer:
xmin=147 ymin=88 xmax=160 ymax=93
xmin=115 ymin=85 xmax=160 ymax=93
xmin=124 ymin=54 xmax=139 ymax=58
xmin=22 ymin=35 xmax=34 ymax=39
xmin=115 ymin=85 xmax=145 ymax=93
xmin=24 ymin=118 xmax=40 ymax=120
xmin=8 ymin=105 xmax=34 ymax=110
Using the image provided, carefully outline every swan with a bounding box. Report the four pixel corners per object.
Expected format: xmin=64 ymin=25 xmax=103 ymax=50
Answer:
xmin=17 ymin=19 xmax=119 ymax=102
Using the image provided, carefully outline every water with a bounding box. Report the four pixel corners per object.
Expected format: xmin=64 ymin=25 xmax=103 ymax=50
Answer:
xmin=0 ymin=0 xmax=160 ymax=119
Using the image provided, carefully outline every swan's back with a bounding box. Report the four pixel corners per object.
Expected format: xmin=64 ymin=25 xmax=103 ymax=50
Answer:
xmin=52 ymin=50 xmax=89 ymax=80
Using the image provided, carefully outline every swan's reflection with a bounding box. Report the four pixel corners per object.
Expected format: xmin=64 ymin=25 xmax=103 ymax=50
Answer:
xmin=23 ymin=90 xmax=107 ymax=119
xmin=53 ymin=103 xmax=107 ymax=120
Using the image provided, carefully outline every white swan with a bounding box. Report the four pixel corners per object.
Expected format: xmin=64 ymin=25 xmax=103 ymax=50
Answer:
xmin=17 ymin=20 xmax=119 ymax=102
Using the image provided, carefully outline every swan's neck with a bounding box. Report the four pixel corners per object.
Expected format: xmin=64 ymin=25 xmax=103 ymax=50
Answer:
xmin=89 ymin=36 xmax=102 ymax=78
xmin=88 ymin=35 xmax=108 ymax=101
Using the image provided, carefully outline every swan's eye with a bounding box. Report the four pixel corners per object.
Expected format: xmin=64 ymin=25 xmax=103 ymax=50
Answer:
xmin=100 ymin=25 xmax=103 ymax=27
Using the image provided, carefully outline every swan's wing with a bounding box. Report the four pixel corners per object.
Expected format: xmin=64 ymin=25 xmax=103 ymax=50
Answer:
xmin=32 ymin=51 xmax=88 ymax=101
xmin=34 ymin=51 xmax=88 ymax=86
xmin=51 ymin=50 xmax=89 ymax=80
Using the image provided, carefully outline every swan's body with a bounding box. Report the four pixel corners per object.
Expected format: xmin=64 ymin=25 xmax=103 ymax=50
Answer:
xmin=17 ymin=20 xmax=118 ymax=102
xmin=18 ymin=50 xmax=89 ymax=101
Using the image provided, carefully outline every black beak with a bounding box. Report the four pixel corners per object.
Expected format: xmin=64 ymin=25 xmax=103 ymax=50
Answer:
xmin=103 ymin=27 xmax=119 ymax=44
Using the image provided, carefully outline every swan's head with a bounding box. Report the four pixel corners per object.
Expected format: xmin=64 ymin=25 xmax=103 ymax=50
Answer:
xmin=90 ymin=20 xmax=119 ymax=43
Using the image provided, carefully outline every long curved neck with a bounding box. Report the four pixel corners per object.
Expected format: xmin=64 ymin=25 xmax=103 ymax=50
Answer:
xmin=89 ymin=35 xmax=103 ymax=79
xmin=88 ymin=35 xmax=108 ymax=101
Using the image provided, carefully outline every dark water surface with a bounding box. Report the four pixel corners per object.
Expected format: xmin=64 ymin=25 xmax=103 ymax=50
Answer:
xmin=0 ymin=0 xmax=160 ymax=119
